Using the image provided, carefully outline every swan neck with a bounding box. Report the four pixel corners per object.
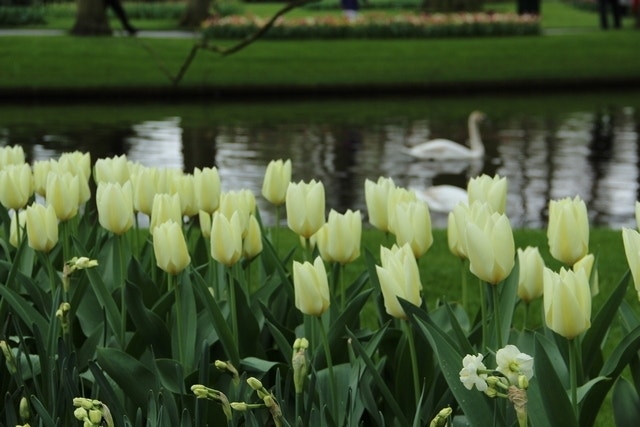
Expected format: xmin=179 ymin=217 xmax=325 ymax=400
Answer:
xmin=468 ymin=115 xmax=484 ymax=153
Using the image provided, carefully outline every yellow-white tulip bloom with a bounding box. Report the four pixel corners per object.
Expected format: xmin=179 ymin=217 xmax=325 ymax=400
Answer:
xmin=153 ymin=220 xmax=191 ymax=275
xmin=0 ymin=163 xmax=33 ymax=210
xmin=573 ymin=253 xmax=598 ymax=297
xmin=261 ymin=159 xmax=292 ymax=206
xmin=517 ymin=246 xmax=544 ymax=303
xmin=375 ymin=244 xmax=422 ymax=319
xmin=59 ymin=151 xmax=91 ymax=183
xmin=386 ymin=187 xmax=417 ymax=234
xmin=210 ymin=211 xmax=243 ymax=266
xmin=32 ymin=159 xmax=55 ymax=197
xmin=171 ymin=174 xmax=199 ymax=218
xmin=150 ymin=193 xmax=182 ymax=234
xmin=131 ymin=167 xmax=159 ymax=216
xmin=622 ymin=227 xmax=640 ymax=300
xmin=194 ymin=167 xmax=221 ymax=214
xmin=286 ymin=180 xmax=325 ymax=239
xmin=315 ymin=209 xmax=362 ymax=264
xmin=467 ymin=174 xmax=507 ymax=214
xmin=25 ymin=203 xmax=58 ymax=253
xmin=547 ymin=196 xmax=589 ymax=265
xmin=465 ymin=204 xmax=515 ymax=284
xmin=96 ymin=181 xmax=134 ymax=235
xmin=0 ymin=145 xmax=25 ymax=168
xmin=393 ymin=200 xmax=433 ymax=258
xmin=364 ymin=176 xmax=396 ymax=232
xmin=199 ymin=210 xmax=212 ymax=240
xmin=243 ymin=214 xmax=263 ymax=260
xmin=93 ymin=154 xmax=130 ymax=185
xmin=447 ymin=205 xmax=467 ymax=259
xmin=293 ymin=256 xmax=330 ymax=316
xmin=46 ymin=172 xmax=80 ymax=221
xmin=543 ymin=267 xmax=591 ymax=339
xmin=219 ymin=190 xmax=256 ymax=238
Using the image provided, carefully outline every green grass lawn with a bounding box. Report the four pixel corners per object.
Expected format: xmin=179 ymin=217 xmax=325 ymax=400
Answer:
xmin=1 ymin=1 xmax=638 ymax=93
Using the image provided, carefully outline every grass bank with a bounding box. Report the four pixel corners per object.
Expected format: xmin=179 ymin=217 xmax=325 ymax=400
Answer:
xmin=1 ymin=1 xmax=639 ymax=99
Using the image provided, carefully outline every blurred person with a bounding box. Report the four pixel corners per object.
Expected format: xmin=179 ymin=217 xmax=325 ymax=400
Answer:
xmin=598 ymin=0 xmax=622 ymax=29
xmin=106 ymin=0 xmax=138 ymax=35
xmin=341 ymin=0 xmax=359 ymax=22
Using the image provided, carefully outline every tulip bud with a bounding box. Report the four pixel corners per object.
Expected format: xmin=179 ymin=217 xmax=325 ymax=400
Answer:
xmin=375 ymin=244 xmax=422 ymax=319
xmin=96 ymin=181 xmax=134 ymax=235
xmin=19 ymin=396 xmax=30 ymax=421
xmin=261 ymin=159 xmax=292 ymax=206
xmin=517 ymin=246 xmax=544 ymax=303
xmin=286 ymin=180 xmax=326 ymax=239
xmin=465 ymin=204 xmax=515 ymax=284
xmin=315 ymin=209 xmax=362 ymax=264
xmin=9 ymin=210 xmax=26 ymax=248
xmin=543 ymin=267 xmax=591 ymax=339
xmin=1 ymin=340 xmax=17 ymax=374
xmin=46 ymin=171 xmax=80 ymax=221
xmin=393 ymin=201 xmax=433 ymax=258
xmin=573 ymin=253 xmax=598 ymax=297
xmin=292 ymin=256 xmax=330 ymax=316
xmin=364 ymin=176 xmax=396 ymax=232
xmin=32 ymin=159 xmax=55 ymax=197
xmin=150 ymin=193 xmax=182 ymax=234
xmin=194 ymin=167 xmax=221 ymax=214
xmin=0 ymin=163 xmax=33 ymax=210
xmin=243 ymin=214 xmax=263 ymax=260
xmin=622 ymin=227 xmax=640 ymax=300
xmin=153 ymin=220 xmax=191 ymax=275
xmin=467 ymin=174 xmax=507 ymax=214
xmin=547 ymin=196 xmax=589 ymax=265
xmin=292 ymin=340 xmax=308 ymax=394
xmin=25 ymin=203 xmax=58 ymax=253
xmin=210 ymin=211 xmax=243 ymax=266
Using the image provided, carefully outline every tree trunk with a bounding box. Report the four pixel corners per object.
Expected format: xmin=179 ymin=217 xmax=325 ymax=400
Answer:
xmin=180 ymin=0 xmax=212 ymax=28
xmin=71 ymin=0 xmax=112 ymax=36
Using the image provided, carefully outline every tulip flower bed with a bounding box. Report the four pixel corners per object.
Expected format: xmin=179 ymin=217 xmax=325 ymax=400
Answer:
xmin=1 ymin=145 xmax=640 ymax=427
xmin=201 ymin=12 xmax=540 ymax=40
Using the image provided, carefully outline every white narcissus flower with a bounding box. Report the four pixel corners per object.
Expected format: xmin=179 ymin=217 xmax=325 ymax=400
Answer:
xmin=495 ymin=345 xmax=534 ymax=385
xmin=459 ymin=354 xmax=488 ymax=391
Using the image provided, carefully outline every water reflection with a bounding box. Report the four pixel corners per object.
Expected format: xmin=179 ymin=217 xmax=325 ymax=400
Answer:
xmin=2 ymin=97 xmax=639 ymax=229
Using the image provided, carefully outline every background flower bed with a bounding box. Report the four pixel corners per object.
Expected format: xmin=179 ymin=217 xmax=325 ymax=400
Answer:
xmin=201 ymin=12 xmax=540 ymax=40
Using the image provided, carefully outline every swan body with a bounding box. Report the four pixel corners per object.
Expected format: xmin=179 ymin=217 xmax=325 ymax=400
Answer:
xmin=406 ymin=111 xmax=485 ymax=160
xmin=412 ymin=185 xmax=468 ymax=213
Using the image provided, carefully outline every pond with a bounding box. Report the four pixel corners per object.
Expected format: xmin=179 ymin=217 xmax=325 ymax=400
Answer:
xmin=1 ymin=89 xmax=639 ymax=229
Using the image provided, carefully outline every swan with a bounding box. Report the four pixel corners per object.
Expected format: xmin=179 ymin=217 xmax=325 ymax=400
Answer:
xmin=411 ymin=184 xmax=468 ymax=213
xmin=405 ymin=111 xmax=486 ymax=160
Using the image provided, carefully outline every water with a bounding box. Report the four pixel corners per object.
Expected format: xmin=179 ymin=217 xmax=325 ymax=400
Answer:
xmin=1 ymin=91 xmax=639 ymax=229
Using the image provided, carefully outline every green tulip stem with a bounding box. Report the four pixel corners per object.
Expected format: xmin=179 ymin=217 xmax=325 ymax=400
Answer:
xmin=460 ymin=258 xmax=468 ymax=312
xmin=228 ymin=266 xmax=239 ymax=350
xmin=274 ymin=204 xmax=281 ymax=250
xmin=339 ymin=263 xmax=346 ymax=310
xmin=170 ymin=273 xmax=186 ymax=370
xmin=492 ymin=283 xmax=502 ymax=349
xmin=60 ymin=220 xmax=71 ymax=266
xmin=116 ymin=234 xmax=127 ymax=348
xmin=317 ymin=316 xmax=337 ymax=416
xmin=13 ymin=209 xmax=22 ymax=250
xmin=402 ymin=320 xmax=421 ymax=407
xmin=522 ymin=302 xmax=530 ymax=332
xmin=133 ymin=213 xmax=140 ymax=256
xmin=479 ymin=279 xmax=487 ymax=352
xmin=569 ymin=338 xmax=578 ymax=420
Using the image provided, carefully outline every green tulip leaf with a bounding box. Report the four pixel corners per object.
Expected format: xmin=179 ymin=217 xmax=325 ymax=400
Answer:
xmin=582 ymin=271 xmax=630 ymax=375
xmin=240 ymin=356 xmax=281 ymax=373
xmin=29 ymin=395 xmax=57 ymax=427
xmin=580 ymin=324 xmax=640 ymax=427
xmin=618 ymin=299 xmax=640 ymax=332
xmin=412 ymin=315 xmax=496 ymax=426
xmin=531 ymin=334 xmax=578 ymax=427
xmin=0 ymin=285 xmax=48 ymax=336
xmin=96 ymin=347 xmax=158 ymax=410
xmin=346 ymin=326 xmax=410 ymax=426
xmin=154 ymin=358 xmax=185 ymax=395
xmin=192 ymin=269 xmax=240 ymax=366
xmin=612 ymin=377 xmax=640 ymax=427
xmin=261 ymin=303 xmax=296 ymax=362
xmin=125 ymin=281 xmax=171 ymax=358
